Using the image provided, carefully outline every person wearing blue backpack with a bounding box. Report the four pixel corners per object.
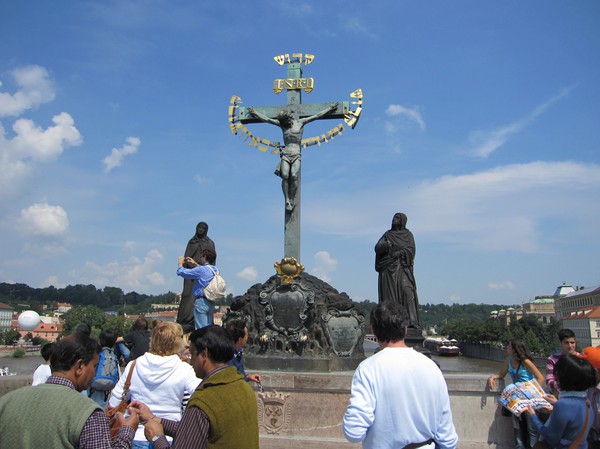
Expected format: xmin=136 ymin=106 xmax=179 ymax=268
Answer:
xmin=88 ymin=329 xmax=120 ymax=408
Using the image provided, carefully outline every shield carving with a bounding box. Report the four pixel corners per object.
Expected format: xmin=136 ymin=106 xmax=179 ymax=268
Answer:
xmin=257 ymin=391 xmax=292 ymax=434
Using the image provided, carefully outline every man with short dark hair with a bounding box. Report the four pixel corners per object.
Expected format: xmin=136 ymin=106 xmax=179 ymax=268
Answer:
xmin=226 ymin=320 xmax=261 ymax=384
xmin=177 ymin=248 xmax=219 ymax=330
xmin=343 ymin=302 xmax=458 ymax=449
xmin=0 ymin=333 xmax=138 ymax=449
xmin=546 ymin=328 xmax=579 ymax=394
xmin=131 ymin=325 xmax=259 ymax=449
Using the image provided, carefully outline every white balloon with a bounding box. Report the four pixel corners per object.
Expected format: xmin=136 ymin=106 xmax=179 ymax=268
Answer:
xmin=18 ymin=310 xmax=41 ymax=331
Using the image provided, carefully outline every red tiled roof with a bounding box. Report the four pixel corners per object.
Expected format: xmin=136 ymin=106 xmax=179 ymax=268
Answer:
xmin=563 ymin=305 xmax=600 ymax=319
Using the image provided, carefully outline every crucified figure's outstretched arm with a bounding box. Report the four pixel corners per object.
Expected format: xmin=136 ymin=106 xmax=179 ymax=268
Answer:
xmin=300 ymin=102 xmax=338 ymax=125
xmin=247 ymin=107 xmax=280 ymax=126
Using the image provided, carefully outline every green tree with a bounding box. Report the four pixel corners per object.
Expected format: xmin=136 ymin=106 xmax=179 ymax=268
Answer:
xmin=104 ymin=315 xmax=133 ymax=336
xmin=61 ymin=305 xmax=106 ymax=336
xmin=103 ymin=286 xmax=124 ymax=308
xmin=31 ymin=335 xmax=48 ymax=346
xmin=523 ymin=329 xmax=542 ymax=355
xmin=0 ymin=329 xmax=20 ymax=345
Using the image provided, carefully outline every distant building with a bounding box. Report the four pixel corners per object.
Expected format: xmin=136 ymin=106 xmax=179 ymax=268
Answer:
xmin=555 ymin=285 xmax=600 ymax=320
xmin=15 ymin=316 xmax=64 ymax=342
xmin=150 ymin=303 xmax=179 ymax=311
xmin=145 ymin=311 xmax=177 ymax=323
xmin=0 ymin=302 xmax=13 ymax=330
xmin=522 ymin=297 xmax=556 ymax=324
xmin=490 ymin=307 xmax=523 ymax=326
xmin=562 ymin=305 xmax=600 ymax=348
xmin=55 ymin=302 xmax=72 ymax=314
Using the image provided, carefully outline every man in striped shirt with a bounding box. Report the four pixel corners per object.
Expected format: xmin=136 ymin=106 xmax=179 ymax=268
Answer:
xmin=546 ymin=328 xmax=579 ymax=395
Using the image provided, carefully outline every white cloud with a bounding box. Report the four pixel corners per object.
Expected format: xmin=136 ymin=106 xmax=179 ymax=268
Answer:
xmin=43 ymin=275 xmax=61 ymax=288
xmin=102 ymin=136 xmax=140 ymax=172
xmin=18 ymin=202 xmax=69 ymax=236
xmin=0 ymin=112 xmax=83 ymax=197
xmin=10 ymin=112 xmax=83 ymax=162
xmin=273 ymin=1 xmax=314 ymax=18
xmin=238 ymin=266 xmax=258 ymax=281
xmin=124 ymin=241 xmax=136 ymax=251
xmin=0 ymin=65 xmax=55 ymax=117
xmin=489 ymin=281 xmax=516 ymax=290
xmin=194 ymin=175 xmax=211 ymax=185
xmin=72 ymin=249 xmax=166 ymax=291
xmin=470 ymin=86 xmax=574 ymax=158
xmin=447 ymin=295 xmax=463 ymax=304
xmin=311 ymin=251 xmax=337 ymax=282
xmin=306 ymin=161 xmax=600 ymax=253
xmin=386 ymin=104 xmax=426 ymax=131
xmin=343 ymin=17 xmax=377 ymax=40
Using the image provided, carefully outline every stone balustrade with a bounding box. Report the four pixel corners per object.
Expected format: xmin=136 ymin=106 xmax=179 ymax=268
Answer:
xmin=0 ymin=372 xmax=515 ymax=448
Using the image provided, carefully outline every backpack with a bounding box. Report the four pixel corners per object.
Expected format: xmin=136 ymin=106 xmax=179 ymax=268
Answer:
xmin=203 ymin=266 xmax=226 ymax=301
xmin=89 ymin=347 xmax=119 ymax=391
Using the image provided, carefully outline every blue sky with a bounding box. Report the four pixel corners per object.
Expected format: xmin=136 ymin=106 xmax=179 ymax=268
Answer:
xmin=1 ymin=1 xmax=599 ymax=306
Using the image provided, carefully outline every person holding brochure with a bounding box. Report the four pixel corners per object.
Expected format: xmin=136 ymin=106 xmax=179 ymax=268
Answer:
xmin=488 ymin=339 xmax=545 ymax=449
xmin=525 ymin=354 xmax=595 ymax=449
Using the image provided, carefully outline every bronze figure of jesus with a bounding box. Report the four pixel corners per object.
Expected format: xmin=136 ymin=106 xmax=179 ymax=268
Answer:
xmin=248 ymin=103 xmax=338 ymax=211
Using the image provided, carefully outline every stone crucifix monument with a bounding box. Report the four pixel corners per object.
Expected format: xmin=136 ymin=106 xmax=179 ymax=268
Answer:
xmin=228 ymin=53 xmax=363 ymax=262
xmin=225 ymin=54 xmax=366 ymax=372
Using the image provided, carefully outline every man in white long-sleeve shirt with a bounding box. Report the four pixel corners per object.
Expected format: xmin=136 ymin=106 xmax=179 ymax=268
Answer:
xmin=342 ymin=302 xmax=458 ymax=449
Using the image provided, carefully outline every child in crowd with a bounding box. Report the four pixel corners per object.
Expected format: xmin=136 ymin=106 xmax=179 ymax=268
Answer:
xmin=88 ymin=329 xmax=120 ymax=408
xmin=31 ymin=342 xmax=55 ymax=386
xmin=526 ymin=354 xmax=596 ymax=449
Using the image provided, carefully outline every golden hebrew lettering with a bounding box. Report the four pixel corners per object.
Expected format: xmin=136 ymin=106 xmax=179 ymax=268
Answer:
xmin=350 ymin=88 xmax=363 ymax=98
xmin=230 ymin=95 xmax=242 ymax=104
xmin=258 ymin=146 xmax=268 ymax=152
xmin=301 ymin=136 xmax=320 ymax=147
xmin=344 ymin=115 xmax=358 ymax=128
xmin=292 ymin=53 xmax=303 ymax=63
xmin=304 ymin=54 xmax=314 ymax=65
xmin=274 ymin=55 xmax=286 ymax=65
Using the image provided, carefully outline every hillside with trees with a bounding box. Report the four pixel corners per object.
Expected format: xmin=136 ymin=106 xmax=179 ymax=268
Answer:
xmin=0 ymin=282 xmax=563 ymax=355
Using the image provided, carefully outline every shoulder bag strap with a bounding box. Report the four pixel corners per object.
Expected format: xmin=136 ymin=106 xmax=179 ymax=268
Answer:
xmin=121 ymin=360 xmax=136 ymax=400
xmin=510 ymin=356 xmax=521 ymax=383
xmin=568 ymin=400 xmax=590 ymax=449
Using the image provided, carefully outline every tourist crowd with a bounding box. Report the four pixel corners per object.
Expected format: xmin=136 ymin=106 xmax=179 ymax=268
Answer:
xmin=0 ymin=317 xmax=260 ymax=449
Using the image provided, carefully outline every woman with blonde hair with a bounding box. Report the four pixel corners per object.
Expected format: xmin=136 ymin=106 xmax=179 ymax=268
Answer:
xmin=108 ymin=322 xmax=200 ymax=448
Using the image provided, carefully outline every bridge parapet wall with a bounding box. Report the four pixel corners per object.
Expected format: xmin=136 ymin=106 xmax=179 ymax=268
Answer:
xmin=1 ymin=372 xmax=516 ymax=448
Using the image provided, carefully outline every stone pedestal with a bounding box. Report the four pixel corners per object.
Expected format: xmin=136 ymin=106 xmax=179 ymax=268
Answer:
xmin=404 ymin=326 xmax=431 ymax=358
xmin=223 ymin=272 xmax=366 ymax=372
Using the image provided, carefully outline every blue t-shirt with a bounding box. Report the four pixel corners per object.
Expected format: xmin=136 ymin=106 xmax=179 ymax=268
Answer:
xmin=508 ymin=355 xmax=535 ymax=383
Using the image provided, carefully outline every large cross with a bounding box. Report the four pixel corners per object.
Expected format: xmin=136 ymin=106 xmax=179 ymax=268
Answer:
xmin=229 ymin=53 xmax=362 ymax=263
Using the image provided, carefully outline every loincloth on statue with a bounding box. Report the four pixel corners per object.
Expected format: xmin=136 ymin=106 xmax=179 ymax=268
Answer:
xmin=274 ymin=153 xmax=301 ymax=176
